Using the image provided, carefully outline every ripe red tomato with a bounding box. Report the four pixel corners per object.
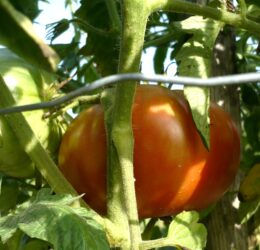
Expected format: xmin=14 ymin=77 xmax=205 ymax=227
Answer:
xmin=58 ymin=85 xmax=240 ymax=219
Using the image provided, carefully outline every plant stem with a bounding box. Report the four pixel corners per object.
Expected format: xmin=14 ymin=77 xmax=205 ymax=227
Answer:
xmin=71 ymin=18 xmax=111 ymax=37
xmin=0 ymin=76 xmax=104 ymax=228
xmin=144 ymin=31 xmax=175 ymax=48
xmin=0 ymin=77 xmax=75 ymax=197
xmin=106 ymin=0 xmax=151 ymax=249
xmin=238 ymin=0 xmax=247 ymax=18
xmin=139 ymin=238 xmax=179 ymax=250
xmin=106 ymin=0 xmax=121 ymax=33
xmin=148 ymin=0 xmax=260 ymax=36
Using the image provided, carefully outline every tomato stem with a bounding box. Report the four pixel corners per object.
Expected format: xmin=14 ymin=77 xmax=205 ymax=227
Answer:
xmin=103 ymin=0 xmax=151 ymax=249
xmin=105 ymin=0 xmax=121 ymax=34
xmin=0 ymin=75 xmax=102 ymax=222
xmin=149 ymin=0 xmax=260 ymax=35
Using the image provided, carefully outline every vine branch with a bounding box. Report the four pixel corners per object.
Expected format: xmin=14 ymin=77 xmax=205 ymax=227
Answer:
xmin=238 ymin=0 xmax=247 ymax=18
xmin=149 ymin=0 xmax=260 ymax=36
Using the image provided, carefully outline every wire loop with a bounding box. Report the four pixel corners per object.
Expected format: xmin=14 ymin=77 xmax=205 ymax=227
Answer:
xmin=0 ymin=72 xmax=259 ymax=115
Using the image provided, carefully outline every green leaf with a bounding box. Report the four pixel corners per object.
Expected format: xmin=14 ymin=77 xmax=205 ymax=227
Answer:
xmin=0 ymin=189 xmax=109 ymax=250
xmin=153 ymin=46 xmax=168 ymax=74
xmin=246 ymin=0 xmax=260 ymax=7
xmin=184 ymin=87 xmax=210 ymax=149
xmin=77 ymin=61 xmax=100 ymax=83
xmin=51 ymin=43 xmax=79 ymax=60
xmin=46 ymin=19 xmax=70 ymax=43
xmin=75 ymin=0 xmax=120 ymax=76
xmin=0 ymin=0 xmax=59 ymax=72
xmin=175 ymin=16 xmax=224 ymax=148
xmin=167 ymin=211 xmax=207 ymax=250
xmin=247 ymin=4 xmax=260 ymax=22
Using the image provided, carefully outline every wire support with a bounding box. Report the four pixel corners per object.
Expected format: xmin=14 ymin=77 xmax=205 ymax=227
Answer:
xmin=0 ymin=72 xmax=259 ymax=115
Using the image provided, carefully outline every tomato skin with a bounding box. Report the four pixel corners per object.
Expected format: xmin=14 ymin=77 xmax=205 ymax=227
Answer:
xmin=58 ymin=85 xmax=240 ymax=218
xmin=58 ymin=105 xmax=107 ymax=214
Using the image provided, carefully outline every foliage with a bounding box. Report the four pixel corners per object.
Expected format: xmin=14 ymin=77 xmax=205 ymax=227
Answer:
xmin=0 ymin=189 xmax=109 ymax=249
xmin=167 ymin=211 xmax=207 ymax=250
xmin=0 ymin=48 xmax=62 ymax=178
xmin=75 ymin=0 xmax=120 ymax=76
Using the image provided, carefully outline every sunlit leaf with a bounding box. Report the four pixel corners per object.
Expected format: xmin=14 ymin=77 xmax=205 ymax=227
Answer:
xmin=0 ymin=189 xmax=109 ymax=250
xmin=167 ymin=211 xmax=207 ymax=250
xmin=175 ymin=16 xmax=224 ymax=148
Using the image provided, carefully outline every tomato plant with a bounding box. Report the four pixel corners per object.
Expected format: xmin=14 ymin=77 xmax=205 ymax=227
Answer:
xmin=1 ymin=0 xmax=260 ymax=249
xmin=58 ymin=85 xmax=240 ymax=218
xmin=0 ymin=49 xmax=61 ymax=178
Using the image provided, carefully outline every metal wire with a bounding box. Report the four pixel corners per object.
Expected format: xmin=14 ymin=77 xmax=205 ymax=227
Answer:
xmin=0 ymin=72 xmax=259 ymax=115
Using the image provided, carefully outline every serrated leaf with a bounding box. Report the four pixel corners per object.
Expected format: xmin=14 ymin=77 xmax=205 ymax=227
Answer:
xmin=46 ymin=19 xmax=70 ymax=42
xmin=0 ymin=190 xmax=109 ymax=250
xmin=175 ymin=16 xmax=224 ymax=148
xmin=0 ymin=215 xmax=18 ymax=243
xmin=0 ymin=0 xmax=59 ymax=72
xmin=33 ymin=188 xmax=84 ymax=206
xmin=167 ymin=211 xmax=207 ymax=250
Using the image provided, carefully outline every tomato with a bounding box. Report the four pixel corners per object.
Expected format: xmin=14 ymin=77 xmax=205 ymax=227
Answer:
xmin=0 ymin=49 xmax=61 ymax=178
xmin=58 ymin=85 xmax=240 ymax=218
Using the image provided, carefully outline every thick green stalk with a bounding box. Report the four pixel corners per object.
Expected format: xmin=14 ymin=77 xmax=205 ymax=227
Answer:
xmin=0 ymin=76 xmax=106 ymax=226
xmin=0 ymin=77 xmax=78 ymax=198
xmin=149 ymin=0 xmax=260 ymax=36
xmin=238 ymin=0 xmax=247 ymax=17
xmin=106 ymin=0 xmax=150 ymax=249
xmin=0 ymin=76 xmax=121 ymax=245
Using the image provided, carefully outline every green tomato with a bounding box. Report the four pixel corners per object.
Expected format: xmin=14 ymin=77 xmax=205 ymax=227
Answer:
xmin=0 ymin=49 xmax=61 ymax=178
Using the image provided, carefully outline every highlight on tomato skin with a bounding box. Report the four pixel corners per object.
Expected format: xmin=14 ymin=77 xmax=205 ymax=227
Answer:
xmin=58 ymin=84 xmax=241 ymax=219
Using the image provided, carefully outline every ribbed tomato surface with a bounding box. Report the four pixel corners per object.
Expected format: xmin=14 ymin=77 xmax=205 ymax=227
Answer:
xmin=58 ymin=85 xmax=240 ymax=218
